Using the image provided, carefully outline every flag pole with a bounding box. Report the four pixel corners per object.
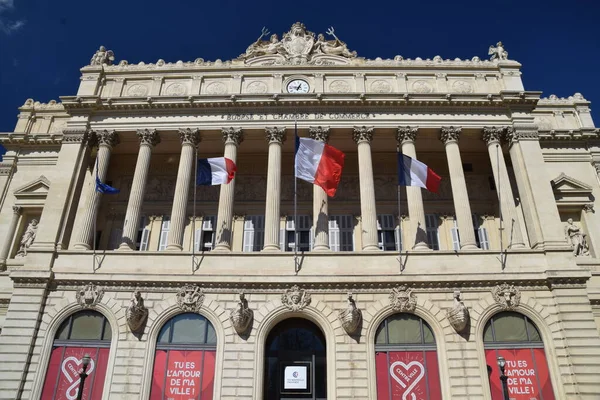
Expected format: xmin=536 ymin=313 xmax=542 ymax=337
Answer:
xmin=294 ymin=120 xmax=299 ymax=274
xmin=192 ymin=147 xmax=197 ymax=272
xmin=396 ymin=144 xmax=403 ymax=274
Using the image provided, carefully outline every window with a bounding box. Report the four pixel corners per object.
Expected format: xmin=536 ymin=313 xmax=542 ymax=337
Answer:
xmin=109 ymin=224 xmax=123 ymax=250
xmin=377 ymin=214 xmax=400 ymax=251
xmin=330 ymin=215 xmax=354 ymax=251
xmin=451 ymin=219 xmax=461 ymax=251
xmin=375 ymin=314 xmax=441 ymax=399
xmin=425 ymin=214 xmax=440 ymax=250
xmin=473 ymin=214 xmax=490 ymax=250
xmin=41 ymin=311 xmax=112 ymax=399
xmin=136 ymin=216 xmax=150 ymax=251
xmin=281 ymin=215 xmax=312 ymax=252
xmin=194 ymin=216 xmax=216 ymax=252
xmin=150 ymin=313 xmax=217 ymax=400
xmin=243 ymin=215 xmax=265 ymax=252
xmin=158 ymin=217 xmax=170 ymax=251
xmin=484 ymin=312 xmax=555 ymax=400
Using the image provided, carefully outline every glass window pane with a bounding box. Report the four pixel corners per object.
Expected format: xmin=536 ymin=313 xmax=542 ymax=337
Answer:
xmin=171 ymin=314 xmax=206 ymax=344
xmin=375 ymin=322 xmax=387 ymax=344
xmin=526 ymin=319 xmax=542 ymax=342
xmin=102 ymin=319 xmax=112 ymax=341
xmin=489 ymin=312 xmax=529 ymax=342
xmin=206 ymin=323 xmax=217 ymax=344
xmin=387 ymin=314 xmax=422 ymax=344
xmin=483 ymin=322 xmax=494 ymax=342
xmin=422 ymin=322 xmax=435 ymax=344
xmin=70 ymin=311 xmax=104 ymax=340
xmin=55 ymin=318 xmax=71 ymax=340
xmin=157 ymin=322 xmax=171 ymax=343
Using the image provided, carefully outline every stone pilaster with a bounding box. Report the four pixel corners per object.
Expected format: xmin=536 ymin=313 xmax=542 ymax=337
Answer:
xmin=72 ymin=130 xmax=119 ymax=250
xmin=214 ymin=127 xmax=244 ymax=251
xmin=440 ymin=127 xmax=478 ymax=249
xmin=310 ymin=126 xmax=330 ymax=251
xmin=166 ymin=128 xmax=200 ymax=250
xmin=263 ymin=127 xmax=286 ymax=251
xmin=118 ymin=129 xmax=160 ymax=250
xmin=0 ymin=206 xmax=22 ymax=270
xmin=482 ymin=127 xmax=525 ymax=248
xmin=353 ymin=126 xmax=379 ymax=251
xmin=397 ymin=127 xmax=429 ymax=250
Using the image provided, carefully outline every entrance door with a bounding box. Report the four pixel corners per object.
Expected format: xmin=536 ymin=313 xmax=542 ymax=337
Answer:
xmin=264 ymin=318 xmax=327 ymax=400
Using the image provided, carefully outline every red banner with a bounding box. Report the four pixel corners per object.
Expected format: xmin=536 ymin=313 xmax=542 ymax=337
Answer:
xmin=486 ymin=348 xmax=555 ymax=400
xmin=40 ymin=346 xmax=109 ymax=400
xmin=150 ymin=349 xmax=216 ymax=400
xmin=375 ymin=350 xmax=441 ymax=400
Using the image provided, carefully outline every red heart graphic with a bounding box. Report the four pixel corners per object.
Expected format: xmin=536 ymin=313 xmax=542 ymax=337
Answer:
xmin=389 ymin=361 xmax=425 ymax=400
xmin=61 ymin=356 xmax=95 ymax=400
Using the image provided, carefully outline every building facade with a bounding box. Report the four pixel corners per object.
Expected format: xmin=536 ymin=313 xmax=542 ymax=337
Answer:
xmin=1 ymin=22 xmax=600 ymax=400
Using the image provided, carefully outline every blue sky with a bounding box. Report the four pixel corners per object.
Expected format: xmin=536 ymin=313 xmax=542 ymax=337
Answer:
xmin=0 ymin=0 xmax=599 ymax=137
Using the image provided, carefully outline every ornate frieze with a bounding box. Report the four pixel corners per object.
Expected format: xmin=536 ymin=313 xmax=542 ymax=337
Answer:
xmin=222 ymin=127 xmax=244 ymax=145
xmin=281 ymin=285 xmax=311 ymax=311
xmin=309 ymin=126 xmax=330 ymax=142
xmin=62 ymin=128 xmax=89 ymax=144
xmin=126 ymin=290 xmax=148 ymax=333
xmin=482 ymin=126 xmax=503 ymax=145
xmin=76 ymin=283 xmax=104 ymax=308
xmin=338 ymin=292 xmax=362 ymax=336
xmin=94 ymin=129 xmax=120 ymax=148
xmin=176 ymin=285 xmax=205 ymax=312
xmin=352 ymin=126 xmax=374 ymax=144
xmin=446 ymin=290 xmax=469 ymax=333
xmin=229 ymin=292 xmax=253 ymax=336
xmin=178 ymin=128 xmax=201 ymax=146
xmin=505 ymin=125 xmax=539 ymax=142
xmin=389 ymin=285 xmax=417 ymax=312
xmin=265 ymin=127 xmax=286 ymax=144
xmin=137 ymin=129 xmax=160 ymax=147
xmin=491 ymin=284 xmax=521 ymax=310
xmin=396 ymin=126 xmax=418 ymax=143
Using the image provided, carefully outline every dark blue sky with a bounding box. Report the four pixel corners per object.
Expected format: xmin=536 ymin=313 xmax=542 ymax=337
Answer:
xmin=1 ymin=0 xmax=599 ymax=133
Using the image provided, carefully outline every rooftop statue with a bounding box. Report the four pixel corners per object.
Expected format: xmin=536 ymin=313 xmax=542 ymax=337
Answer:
xmin=314 ymin=27 xmax=357 ymax=58
xmin=90 ymin=45 xmax=115 ymax=66
xmin=488 ymin=41 xmax=508 ymax=61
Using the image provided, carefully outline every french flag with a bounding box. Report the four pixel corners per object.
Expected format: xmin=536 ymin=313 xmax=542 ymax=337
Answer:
xmin=295 ymin=137 xmax=345 ymax=197
xmin=196 ymin=157 xmax=237 ymax=185
xmin=398 ymin=153 xmax=441 ymax=193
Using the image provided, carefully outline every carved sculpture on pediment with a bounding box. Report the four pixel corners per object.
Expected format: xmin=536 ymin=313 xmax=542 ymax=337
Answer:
xmin=230 ymin=292 xmax=253 ymax=336
xmin=76 ymin=283 xmax=104 ymax=308
xmin=492 ymin=284 xmax=521 ymax=310
xmin=313 ymin=27 xmax=357 ymax=58
xmin=446 ymin=291 xmax=469 ymax=333
xmin=282 ymin=285 xmax=311 ymax=311
xmin=176 ymin=285 xmax=205 ymax=312
xmin=126 ymin=290 xmax=148 ymax=333
xmin=338 ymin=292 xmax=362 ymax=336
xmin=390 ymin=285 xmax=417 ymax=312
xmin=488 ymin=41 xmax=508 ymax=61
xmin=565 ymin=218 xmax=590 ymax=257
xmin=15 ymin=219 xmax=38 ymax=257
xmin=90 ymin=46 xmax=115 ymax=66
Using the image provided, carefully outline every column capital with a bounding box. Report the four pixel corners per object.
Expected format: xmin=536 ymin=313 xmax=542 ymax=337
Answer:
xmin=222 ymin=127 xmax=244 ymax=146
xmin=137 ymin=129 xmax=161 ymax=147
xmin=265 ymin=127 xmax=286 ymax=144
xmin=12 ymin=206 xmax=22 ymax=215
xmin=353 ymin=126 xmax=374 ymax=144
xmin=482 ymin=126 xmax=504 ymax=145
xmin=505 ymin=125 xmax=539 ymax=143
xmin=396 ymin=126 xmax=418 ymax=144
xmin=94 ymin=129 xmax=120 ymax=148
xmin=62 ymin=128 xmax=90 ymax=145
xmin=309 ymin=126 xmax=330 ymax=142
xmin=178 ymin=128 xmax=201 ymax=146
xmin=440 ymin=126 xmax=462 ymax=144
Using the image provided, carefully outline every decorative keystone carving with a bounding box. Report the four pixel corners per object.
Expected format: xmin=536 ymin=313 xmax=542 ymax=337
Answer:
xmin=265 ymin=127 xmax=286 ymax=144
xmin=309 ymin=126 xmax=330 ymax=142
xmin=178 ymin=128 xmax=201 ymax=146
xmin=126 ymin=290 xmax=148 ymax=333
xmin=446 ymin=291 xmax=469 ymax=333
xmin=222 ymin=127 xmax=244 ymax=145
xmin=94 ymin=129 xmax=120 ymax=148
xmin=76 ymin=283 xmax=104 ymax=308
xmin=482 ymin=126 xmax=503 ymax=145
xmin=338 ymin=292 xmax=362 ymax=336
xmin=353 ymin=126 xmax=374 ymax=144
xmin=491 ymin=284 xmax=521 ymax=310
xmin=12 ymin=206 xmax=23 ymax=215
xmin=389 ymin=285 xmax=417 ymax=312
xmin=229 ymin=292 xmax=253 ymax=336
xmin=176 ymin=285 xmax=205 ymax=312
xmin=396 ymin=126 xmax=418 ymax=144
xmin=281 ymin=285 xmax=311 ymax=311
xmin=137 ymin=129 xmax=160 ymax=147
xmin=440 ymin=126 xmax=461 ymax=144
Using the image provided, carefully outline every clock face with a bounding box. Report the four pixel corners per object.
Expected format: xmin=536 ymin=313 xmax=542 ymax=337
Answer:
xmin=286 ymin=79 xmax=310 ymax=94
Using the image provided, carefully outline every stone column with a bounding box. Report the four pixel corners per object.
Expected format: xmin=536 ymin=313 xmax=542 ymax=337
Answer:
xmin=263 ymin=127 xmax=286 ymax=251
xmin=0 ymin=206 xmax=22 ymax=270
xmin=440 ymin=127 xmax=478 ymax=249
xmin=72 ymin=130 xmax=119 ymax=250
xmin=483 ymin=127 xmax=526 ymax=248
xmin=310 ymin=126 xmax=330 ymax=251
xmin=353 ymin=126 xmax=379 ymax=251
xmin=118 ymin=129 xmax=160 ymax=250
xmin=397 ymin=127 xmax=429 ymax=250
xmin=214 ymin=127 xmax=244 ymax=251
xmin=166 ymin=128 xmax=200 ymax=251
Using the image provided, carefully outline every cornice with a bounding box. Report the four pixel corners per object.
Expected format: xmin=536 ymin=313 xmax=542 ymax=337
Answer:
xmin=0 ymin=132 xmax=61 ymax=146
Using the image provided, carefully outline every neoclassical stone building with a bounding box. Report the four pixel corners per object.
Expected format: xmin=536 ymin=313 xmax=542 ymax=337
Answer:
xmin=1 ymin=22 xmax=599 ymax=400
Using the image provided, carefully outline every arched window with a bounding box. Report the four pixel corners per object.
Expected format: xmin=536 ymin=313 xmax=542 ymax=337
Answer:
xmin=150 ymin=313 xmax=217 ymax=400
xmin=484 ymin=311 xmax=555 ymax=400
xmin=375 ymin=314 xmax=442 ymax=400
xmin=264 ymin=318 xmax=327 ymax=399
xmin=40 ymin=310 xmax=112 ymax=399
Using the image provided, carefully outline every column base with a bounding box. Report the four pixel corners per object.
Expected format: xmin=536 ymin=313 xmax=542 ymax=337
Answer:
xmin=212 ymin=245 xmax=231 ymax=252
xmin=117 ymin=243 xmax=135 ymax=251
xmin=508 ymin=243 xmax=527 ymax=249
xmin=72 ymin=243 xmax=91 ymax=250
xmin=262 ymin=245 xmax=281 ymax=252
xmin=312 ymin=245 xmax=330 ymax=251
xmin=166 ymin=244 xmax=183 ymax=251
xmin=460 ymin=243 xmax=480 ymax=250
xmin=412 ymin=242 xmax=431 ymax=251
xmin=362 ymin=244 xmax=380 ymax=251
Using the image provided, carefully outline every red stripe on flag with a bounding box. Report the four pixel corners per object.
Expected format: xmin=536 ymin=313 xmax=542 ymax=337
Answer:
xmin=314 ymin=144 xmax=345 ymax=197
xmin=425 ymin=167 xmax=441 ymax=193
xmin=224 ymin=158 xmax=237 ymax=183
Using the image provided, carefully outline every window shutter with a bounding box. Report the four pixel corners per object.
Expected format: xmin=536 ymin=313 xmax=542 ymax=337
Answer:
xmin=202 ymin=216 xmax=216 ymax=251
xmin=329 ymin=217 xmax=340 ymax=251
xmin=194 ymin=227 xmax=202 ymax=251
xmin=451 ymin=219 xmax=460 ymax=251
xmin=279 ymin=226 xmax=286 ymax=251
xmin=158 ymin=217 xmax=170 ymax=251
xmin=139 ymin=216 xmax=150 ymax=251
xmin=395 ymin=224 xmax=402 ymax=251
xmin=243 ymin=218 xmax=255 ymax=252
xmin=309 ymin=228 xmax=314 ymax=250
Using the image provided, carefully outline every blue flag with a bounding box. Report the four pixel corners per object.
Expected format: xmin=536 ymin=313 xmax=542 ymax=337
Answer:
xmin=94 ymin=159 xmax=120 ymax=194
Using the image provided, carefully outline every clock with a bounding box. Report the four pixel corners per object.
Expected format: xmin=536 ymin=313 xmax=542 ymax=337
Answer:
xmin=286 ymin=79 xmax=310 ymax=94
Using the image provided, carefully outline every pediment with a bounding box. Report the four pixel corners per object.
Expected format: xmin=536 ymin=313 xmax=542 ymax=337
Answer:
xmin=13 ymin=175 xmax=50 ymax=200
xmin=551 ymin=173 xmax=593 ymax=207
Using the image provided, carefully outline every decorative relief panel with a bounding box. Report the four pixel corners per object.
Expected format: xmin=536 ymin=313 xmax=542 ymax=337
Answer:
xmin=411 ymin=80 xmax=433 ymax=93
xmin=204 ymin=81 xmax=227 ymax=95
xmin=126 ymin=83 xmax=149 ymax=97
xmin=245 ymin=81 xmax=268 ymax=94
xmin=450 ymin=80 xmax=474 ymax=93
xmin=534 ymin=117 xmax=553 ymax=131
xmin=369 ymin=80 xmax=392 ymax=93
xmin=164 ymin=82 xmax=188 ymax=96
xmin=328 ymin=80 xmax=351 ymax=93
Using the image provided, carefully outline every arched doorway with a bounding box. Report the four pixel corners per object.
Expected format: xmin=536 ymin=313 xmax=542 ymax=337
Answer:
xmin=264 ymin=318 xmax=327 ymax=399
xmin=484 ymin=311 xmax=555 ymax=400
xmin=40 ymin=310 xmax=112 ymax=399
xmin=374 ymin=313 xmax=442 ymax=400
